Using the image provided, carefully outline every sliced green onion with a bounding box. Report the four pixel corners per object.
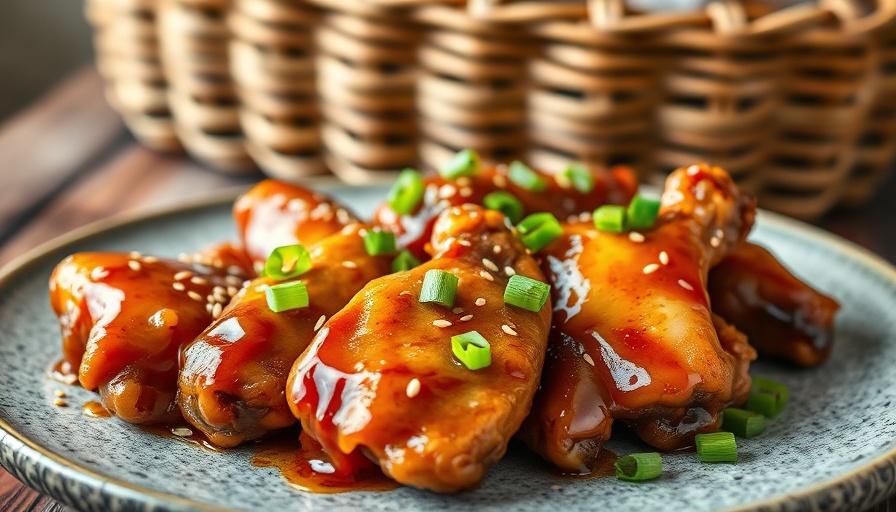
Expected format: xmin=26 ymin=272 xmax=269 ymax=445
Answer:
xmin=439 ymin=149 xmax=480 ymax=179
xmin=722 ymin=408 xmax=767 ymax=438
xmin=391 ymin=250 xmax=421 ymax=273
xmin=627 ymin=195 xmax=662 ymax=230
xmin=419 ymin=269 xmax=459 ymax=307
xmin=615 ymin=452 xmax=662 ymax=482
xmin=504 ymin=274 xmax=550 ymax=312
xmin=517 ymin=212 xmax=563 ymax=252
xmin=744 ymin=376 xmax=789 ymax=418
xmin=593 ymin=205 xmax=628 ymax=233
xmin=695 ymin=432 xmax=737 ymax=463
xmin=559 ymin=162 xmax=595 ymax=194
xmin=483 ymin=191 xmax=524 ymax=224
xmin=265 ymin=281 xmax=309 ymax=313
xmin=264 ymin=245 xmax=311 ymax=280
xmin=508 ymin=161 xmax=547 ymax=192
xmin=387 ymin=168 xmax=424 ymax=215
xmin=364 ymin=229 xmax=396 ymax=256
xmin=451 ymin=331 xmax=491 ymax=370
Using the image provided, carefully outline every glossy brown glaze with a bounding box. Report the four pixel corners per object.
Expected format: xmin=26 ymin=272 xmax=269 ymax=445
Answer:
xmin=709 ymin=242 xmax=840 ymax=367
xmin=287 ymin=205 xmax=552 ymax=492
xmin=81 ymin=400 xmax=111 ymax=418
xmin=48 ymin=252 xmax=242 ymax=424
xmin=520 ymin=164 xmax=757 ymax=472
xmin=373 ymin=165 xmax=638 ymax=260
xmin=178 ymin=224 xmax=393 ymax=448
xmin=234 ymin=180 xmax=358 ymax=269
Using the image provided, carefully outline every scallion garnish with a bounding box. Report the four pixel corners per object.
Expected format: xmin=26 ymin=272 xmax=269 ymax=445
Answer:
xmin=615 ymin=453 xmax=662 ymax=482
xmin=627 ymin=195 xmax=662 ymax=230
xmin=363 ymin=229 xmax=397 ymax=256
xmin=722 ymin=408 xmax=767 ymax=438
xmin=265 ymin=281 xmax=309 ymax=313
xmin=695 ymin=432 xmax=737 ymax=463
xmin=560 ymin=162 xmax=595 ymax=194
xmin=451 ymin=331 xmax=491 ymax=370
xmin=504 ymin=274 xmax=550 ymax=312
xmin=387 ymin=168 xmax=424 ymax=215
xmin=264 ymin=245 xmax=311 ymax=280
xmin=517 ymin=212 xmax=562 ymax=252
xmin=439 ymin=149 xmax=480 ymax=179
xmin=392 ymin=250 xmax=421 ymax=273
xmin=483 ymin=191 xmax=524 ymax=224
xmin=744 ymin=376 xmax=789 ymax=418
xmin=593 ymin=205 xmax=628 ymax=233
xmin=508 ymin=161 xmax=547 ymax=192
xmin=419 ymin=269 xmax=459 ymax=307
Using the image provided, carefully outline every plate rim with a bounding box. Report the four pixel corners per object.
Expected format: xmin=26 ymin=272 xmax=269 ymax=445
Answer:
xmin=1 ymin=188 xmax=895 ymax=512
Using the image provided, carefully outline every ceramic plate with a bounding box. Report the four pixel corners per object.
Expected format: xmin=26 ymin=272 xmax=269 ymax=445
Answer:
xmin=1 ymin=185 xmax=896 ymax=512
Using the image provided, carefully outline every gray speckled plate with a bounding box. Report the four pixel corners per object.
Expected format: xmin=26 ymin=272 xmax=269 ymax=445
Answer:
xmin=2 ymin=184 xmax=896 ymax=512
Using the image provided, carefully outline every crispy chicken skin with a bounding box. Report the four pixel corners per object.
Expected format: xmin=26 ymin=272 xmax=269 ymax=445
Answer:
xmin=373 ymin=164 xmax=637 ymax=260
xmin=234 ymin=179 xmax=358 ymax=268
xmin=708 ymin=242 xmax=840 ymax=367
xmin=286 ymin=205 xmax=552 ymax=492
xmin=49 ymin=252 xmax=243 ymax=424
xmin=178 ymin=224 xmax=392 ymax=447
xmin=520 ymin=163 xmax=757 ymax=471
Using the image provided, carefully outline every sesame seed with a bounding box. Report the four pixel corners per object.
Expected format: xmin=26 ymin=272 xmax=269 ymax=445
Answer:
xmin=493 ymin=175 xmax=507 ymax=188
xmin=192 ymin=276 xmax=208 ymax=285
xmin=583 ymin=353 xmax=595 ymax=366
xmin=187 ymin=291 xmax=203 ymax=302
xmin=687 ymin=164 xmax=701 ymax=176
xmin=629 ymin=232 xmax=645 ymax=243
xmin=336 ymin=209 xmax=351 ymax=224
xmin=129 ymin=251 xmax=142 ymax=259
xmin=643 ymin=263 xmax=660 ymax=274
xmin=227 ymin=265 xmax=244 ymax=276
xmin=460 ymin=315 xmax=473 ymax=322
xmin=710 ymin=236 xmax=721 ymax=248
xmin=475 ymin=298 xmax=486 ymax=306
xmin=479 ymin=271 xmax=494 ymax=281
xmin=172 ymin=282 xmax=186 ymax=291
xmin=254 ymin=284 xmax=269 ymax=292
xmin=502 ymin=325 xmax=518 ymax=336
xmin=172 ymin=427 xmax=193 ymax=437
xmin=678 ymin=279 xmax=695 ymax=291
xmin=314 ymin=315 xmax=326 ymax=331
xmin=128 ymin=260 xmax=142 ymax=272
xmin=55 ymin=390 xmax=67 ymax=398
xmin=456 ymin=177 xmax=471 ymax=187
xmin=226 ymin=275 xmax=243 ymax=286
xmin=142 ymin=256 xmax=158 ymax=264
xmin=439 ymin=184 xmax=457 ymax=199
xmin=659 ymin=251 xmax=669 ymax=265
xmin=493 ymin=245 xmax=502 ymax=254
xmin=452 ymin=307 xmax=464 ymax=314
xmin=206 ymin=303 xmax=213 ymax=313
xmin=406 ymin=378 xmax=421 ymax=398
xmin=53 ymin=398 xmax=68 ymax=407
xmin=433 ymin=319 xmax=452 ymax=328
xmin=459 ymin=187 xmax=473 ymax=198
xmin=227 ymin=286 xmax=240 ymax=297
xmin=212 ymin=303 xmax=223 ymax=319
xmin=482 ymin=258 xmax=499 ymax=272
xmin=458 ymin=240 xmax=472 ymax=247
xmin=343 ymin=261 xmax=358 ymax=268
xmin=174 ymin=271 xmax=193 ymax=281
xmin=504 ymin=266 xmax=516 ymax=276
xmin=399 ymin=290 xmax=411 ymax=296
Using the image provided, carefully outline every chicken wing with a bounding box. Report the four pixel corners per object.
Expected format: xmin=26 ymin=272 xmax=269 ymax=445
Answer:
xmin=286 ymin=205 xmax=552 ymax=492
xmin=708 ymin=242 xmax=839 ymax=367
xmin=520 ymin=163 xmax=756 ymax=471
xmin=49 ymin=252 xmax=243 ymax=423
xmin=178 ymin=224 xmax=393 ymax=447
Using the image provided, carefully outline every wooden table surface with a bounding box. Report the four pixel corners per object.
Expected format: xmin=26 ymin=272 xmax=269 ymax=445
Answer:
xmin=1 ymin=67 xmax=895 ymax=512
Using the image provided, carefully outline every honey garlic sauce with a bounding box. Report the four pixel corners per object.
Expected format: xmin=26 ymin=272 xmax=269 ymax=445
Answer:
xmin=81 ymin=400 xmax=111 ymax=418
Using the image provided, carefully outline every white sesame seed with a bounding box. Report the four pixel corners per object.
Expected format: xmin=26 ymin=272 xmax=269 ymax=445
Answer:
xmin=687 ymin=164 xmax=701 ymax=176
xmin=343 ymin=261 xmax=358 ymax=268
xmin=433 ymin=319 xmax=452 ymax=328
xmin=583 ymin=353 xmax=595 ymax=366
xmin=710 ymin=236 xmax=721 ymax=248
xmin=192 ymin=276 xmax=208 ymax=285
xmin=314 ymin=315 xmax=326 ymax=331
xmin=127 ymin=260 xmax=141 ymax=272
xmin=227 ymin=286 xmax=239 ymax=297
xmin=502 ymin=325 xmax=518 ymax=336
xmin=458 ymin=240 xmax=472 ymax=247
xmin=460 ymin=315 xmax=473 ymax=322
xmin=439 ymin=184 xmax=457 ymax=199
xmin=53 ymin=398 xmax=68 ymax=407
xmin=678 ymin=279 xmax=695 ymax=291
xmin=399 ymin=290 xmax=411 ymax=296
xmin=55 ymin=390 xmax=67 ymax=398
xmin=475 ymin=298 xmax=486 ymax=306
xmin=459 ymin=187 xmax=473 ymax=198
xmin=172 ymin=282 xmax=186 ymax=291
xmin=452 ymin=307 xmax=464 ymax=314
xmin=142 ymin=256 xmax=158 ymax=264
xmin=254 ymin=284 xmax=269 ymax=292
xmin=504 ymin=266 xmax=516 ymax=276
xmin=226 ymin=275 xmax=243 ymax=286
xmin=643 ymin=263 xmax=660 ymax=274
xmin=187 ymin=291 xmax=203 ymax=302
xmin=493 ymin=174 xmax=507 ymax=188
xmin=479 ymin=270 xmax=494 ymax=281
xmin=212 ymin=303 xmax=223 ymax=319
xmin=336 ymin=209 xmax=352 ymax=224
xmin=174 ymin=271 xmax=193 ymax=281
xmin=129 ymin=251 xmax=142 ymax=259
xmin=172 ymin=427 xmax=193 ymax=437
xmin=629 ymin=232 xmax=645 ymax=243
xmin=659 ymin=251 xmax=669 ymax=265
xmin=482 ymin=258 xmax=499 ymax=272
xmin=227 ymin=265 xmax=244 ymax=276
xmin=206 ymin=303 xmax=213 ymax=313
xmin=493 ymin=245 xmax=502 ymax=254
xmin=406 ymin=378 xmax=421 ymax=398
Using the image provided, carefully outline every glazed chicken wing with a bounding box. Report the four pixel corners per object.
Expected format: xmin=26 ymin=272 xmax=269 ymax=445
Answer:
xmin=708 ymin=242 xmax=839 ymax=367
xmin=178 ymin=224 xmax=393 ymax=447
xmin=49 ymin=251 xmax=244 ymax=423
xmin=287 ymin=205 xmax=552 ymax=492
xmin=520 ymin=163 xmax=757 ymax=471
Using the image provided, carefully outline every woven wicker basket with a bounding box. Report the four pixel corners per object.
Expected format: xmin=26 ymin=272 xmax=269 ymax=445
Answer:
xmin=86 ymin=0 xmax=896 ymax=219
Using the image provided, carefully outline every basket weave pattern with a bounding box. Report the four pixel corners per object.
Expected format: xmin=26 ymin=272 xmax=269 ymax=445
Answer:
xmin=86 ymin=0 xmax=896 ymax=219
